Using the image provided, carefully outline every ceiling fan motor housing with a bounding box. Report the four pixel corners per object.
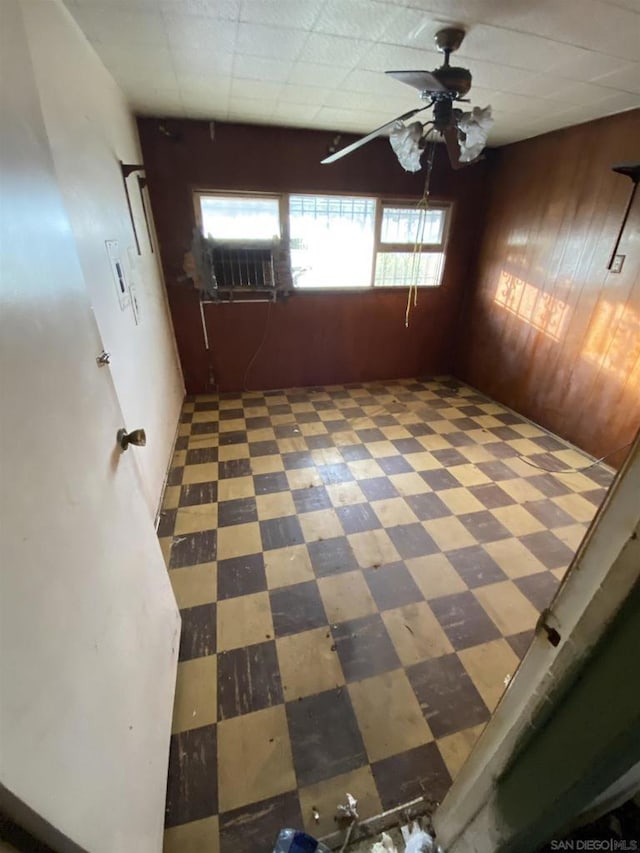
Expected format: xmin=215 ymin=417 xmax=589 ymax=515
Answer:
xmin=434 ymin=26 xmax=466 ymax=54
xmin=432 ymin=98 xmax=455 ymax=131
xmin=431 ymin=66 xmax=472 ymax=98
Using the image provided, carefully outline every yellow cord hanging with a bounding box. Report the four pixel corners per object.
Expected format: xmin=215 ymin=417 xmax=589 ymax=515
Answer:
xmin=405 ymin=136 xmax=437 ymax=328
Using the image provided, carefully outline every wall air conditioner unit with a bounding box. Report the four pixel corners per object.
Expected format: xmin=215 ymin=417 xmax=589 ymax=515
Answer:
xmin=211 ymin=241 xmax=275 ymax=290
xmin=185 ymin=229 xmax=293 ymax=303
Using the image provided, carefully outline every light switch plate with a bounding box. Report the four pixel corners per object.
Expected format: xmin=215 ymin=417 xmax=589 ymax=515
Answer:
xmin=105 ymin=240 xmax=130 ymax=310
xmin=610 ymin=254 xmax=625 ymax=274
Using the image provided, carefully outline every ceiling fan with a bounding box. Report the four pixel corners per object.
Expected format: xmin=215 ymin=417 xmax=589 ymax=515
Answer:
xmin=321 ymin=27 xmax=493 ymax=172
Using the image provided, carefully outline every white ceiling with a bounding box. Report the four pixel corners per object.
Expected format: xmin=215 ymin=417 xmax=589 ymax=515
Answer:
xmin=63 ymin=0 xmax=640 ymax=146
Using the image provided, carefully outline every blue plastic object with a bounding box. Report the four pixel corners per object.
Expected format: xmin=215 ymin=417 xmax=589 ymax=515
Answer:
xmin=273 ymin=828 xmax=331 ymax=852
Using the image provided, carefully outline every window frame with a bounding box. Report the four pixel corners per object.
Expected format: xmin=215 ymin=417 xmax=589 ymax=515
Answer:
xmin=193 ymin=189 xmax=285 ymax=243
xmin=288 ymin=191 xmax=378 ymax=291
xmin=373 ymin=198 xmax=450 ymax=290
xmin=193 ymin=189 xmax=452 ymax=291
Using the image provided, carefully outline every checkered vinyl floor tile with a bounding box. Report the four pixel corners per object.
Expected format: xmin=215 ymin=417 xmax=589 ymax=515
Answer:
xmin=158 ymin=377 xmax=613 ymax=853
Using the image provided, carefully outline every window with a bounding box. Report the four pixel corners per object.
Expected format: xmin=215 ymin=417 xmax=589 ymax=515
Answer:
xmin=289 ymin=195 xmax=376 ymax=288
xmin=199 ymin=194 xmax=280 ymax=241
xmin=374 ymin=252 xmax=445 ymax=288
xmin=374 ymin=204 xmax=446 ymax=288
xmin=194 ymin=193 xmax=288 ymax=297
xmin=195 ymin=192 xmax=449 ymax=289
xmin=380 ymin=205 xmax=445 ymax=244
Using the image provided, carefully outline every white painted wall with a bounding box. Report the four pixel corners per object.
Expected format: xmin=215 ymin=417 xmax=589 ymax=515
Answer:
xmin=0 ymin=1 xmax=180 ymax=850
xmin=22 ymin=0 xmax=184 ymax=517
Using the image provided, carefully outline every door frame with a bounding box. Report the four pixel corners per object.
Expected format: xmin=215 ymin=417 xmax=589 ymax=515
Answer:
xmin=434 ymin=429 xmax=640 ymax=852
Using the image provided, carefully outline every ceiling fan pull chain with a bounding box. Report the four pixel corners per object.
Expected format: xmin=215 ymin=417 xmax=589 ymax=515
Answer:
xmin=405 ymin=137 xmax=437 ymax=329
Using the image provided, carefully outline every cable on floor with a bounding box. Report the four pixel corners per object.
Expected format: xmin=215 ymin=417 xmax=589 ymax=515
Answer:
xmin=242 ymin=299 xmax=273 ymax=393
xmin=518 ymin=440 xmax=632 ymax=475
xmin=338 ymin=821 xmax=355 ymax=853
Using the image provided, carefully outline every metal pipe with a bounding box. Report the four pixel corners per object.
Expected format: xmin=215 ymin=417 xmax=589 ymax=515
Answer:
xmin=199 ymin=300 xmax=209 ymax=350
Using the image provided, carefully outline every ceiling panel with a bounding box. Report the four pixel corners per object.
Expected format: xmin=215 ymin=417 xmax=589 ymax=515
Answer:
xmin=595 ymin=63 xmax=640 ymax=93
xmin=487 ymin=0 xmax=640 ymax=60
xmin=240 ymin=0 xmax=324 ymax=29
xmin=161 ymin=0 xmax=241 ymax=17
xmin=236 ymin=21 xmax=307 ymax=59
xmin=457 ymin=25 xmax=606 ymax=71
xmin=314 ymin=0 xmax=401 ymax=40
xmin=230 ymin=77 xmax=283 ymax=101
xmin=301 ymin=31 xmax=371 ymax=66
xmin=231 ymin=55 xmax=293 ymax=82
xmin=277 ymin=84 xmax=335 ymax=105
xmin=273 ymin=102 xmax=320 ymax=122
xmin=287 ymin=61 xmax=349 ymax=87
xmin=163 ymin=14 xmax=237 ymax=51
xmin=63 ymin=0 xmax=640 ymax=146
xmin=171 ymin=47 xmax=235 ymax=76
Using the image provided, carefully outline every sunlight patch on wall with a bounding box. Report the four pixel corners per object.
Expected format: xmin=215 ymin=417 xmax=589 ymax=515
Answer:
xmin=582 ymin=299 xmax=640 ymax=390
xmin=494 ymin=269 xmax=569 ymax=342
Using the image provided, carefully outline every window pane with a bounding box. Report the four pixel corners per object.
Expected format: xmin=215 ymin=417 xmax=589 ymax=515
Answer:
xmin=289 ymin=195 xmax=376 ymax=288
xmin=200 ymin=195 xmax=280 ymax=240
xmin=374 ymin=252 xmax=444 ymax=287
xmin=380 ymin=206 xmax=444 ymax=245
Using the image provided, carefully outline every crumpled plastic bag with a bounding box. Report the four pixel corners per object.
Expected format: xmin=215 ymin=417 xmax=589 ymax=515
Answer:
xmin=370 ymin=831 xmax=399 ymax=852
xmin=336 ymin=792 xmax=358 ymax=821
xmin=404 ymin=826 xmax=438 ymax=853
xmin=458 ymin=105 xmax=493 ymax=162
xmin=389 ymin=121 xmax=424 ymax=172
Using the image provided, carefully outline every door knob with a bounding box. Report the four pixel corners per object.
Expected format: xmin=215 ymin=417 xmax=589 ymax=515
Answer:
xmin=117 ymin=428 xmax=146 ymax=450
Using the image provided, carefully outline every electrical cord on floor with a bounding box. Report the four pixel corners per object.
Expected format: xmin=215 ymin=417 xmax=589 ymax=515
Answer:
xmin=518 ymin=440 xmax=633 ymax=475
xmin=338 ymin=821 xmax=355 ymax=853
xmin=242 ymin=299 xmax=273 ymax=393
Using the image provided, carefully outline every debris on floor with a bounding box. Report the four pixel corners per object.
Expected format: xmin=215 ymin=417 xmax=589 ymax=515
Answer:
xmin=326 ymin=790 xmax=444 ymax=853
xmin=402 ymin=821 xmax=442 ymax=853
xmin=336 ymin=793 xmax=359 ymax=851
xmin=370 ymin=831 xmax=398 ymax=852
xmin=273 ymin=828 xmax=331 ymax=852
xmin=162 ymin=379 xmax=611 ymax=851
xmin=369 ymin=822 xmax=443 ymax=853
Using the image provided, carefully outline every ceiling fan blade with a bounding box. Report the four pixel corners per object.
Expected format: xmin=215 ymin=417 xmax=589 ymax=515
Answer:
xmin=321 ymin=107 xmax=428 ymax=165
xmin=442 ymin=124 xmax=464 ymax=170
xmin=386 ymin=70 xmax=448 ymax=94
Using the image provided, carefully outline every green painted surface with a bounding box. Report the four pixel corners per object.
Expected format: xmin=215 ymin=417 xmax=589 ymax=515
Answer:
xmin=495 ymin=581 xmax=640 ymax=852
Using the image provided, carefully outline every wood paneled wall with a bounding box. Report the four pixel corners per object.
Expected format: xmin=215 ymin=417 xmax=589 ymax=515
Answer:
xmin=138 ymin=118 xmax=488 ymax=393
xmin=457 ymin=110 xmax=640 ymax=466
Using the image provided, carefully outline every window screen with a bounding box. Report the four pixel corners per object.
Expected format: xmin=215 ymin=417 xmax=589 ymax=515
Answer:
xmin=380 ymin=206 xmax=445 ymax=245
xmin=374 ymin=252 xmax=444 ymax=287
xmin=289 ymin=195 xmax=376 ymax=288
